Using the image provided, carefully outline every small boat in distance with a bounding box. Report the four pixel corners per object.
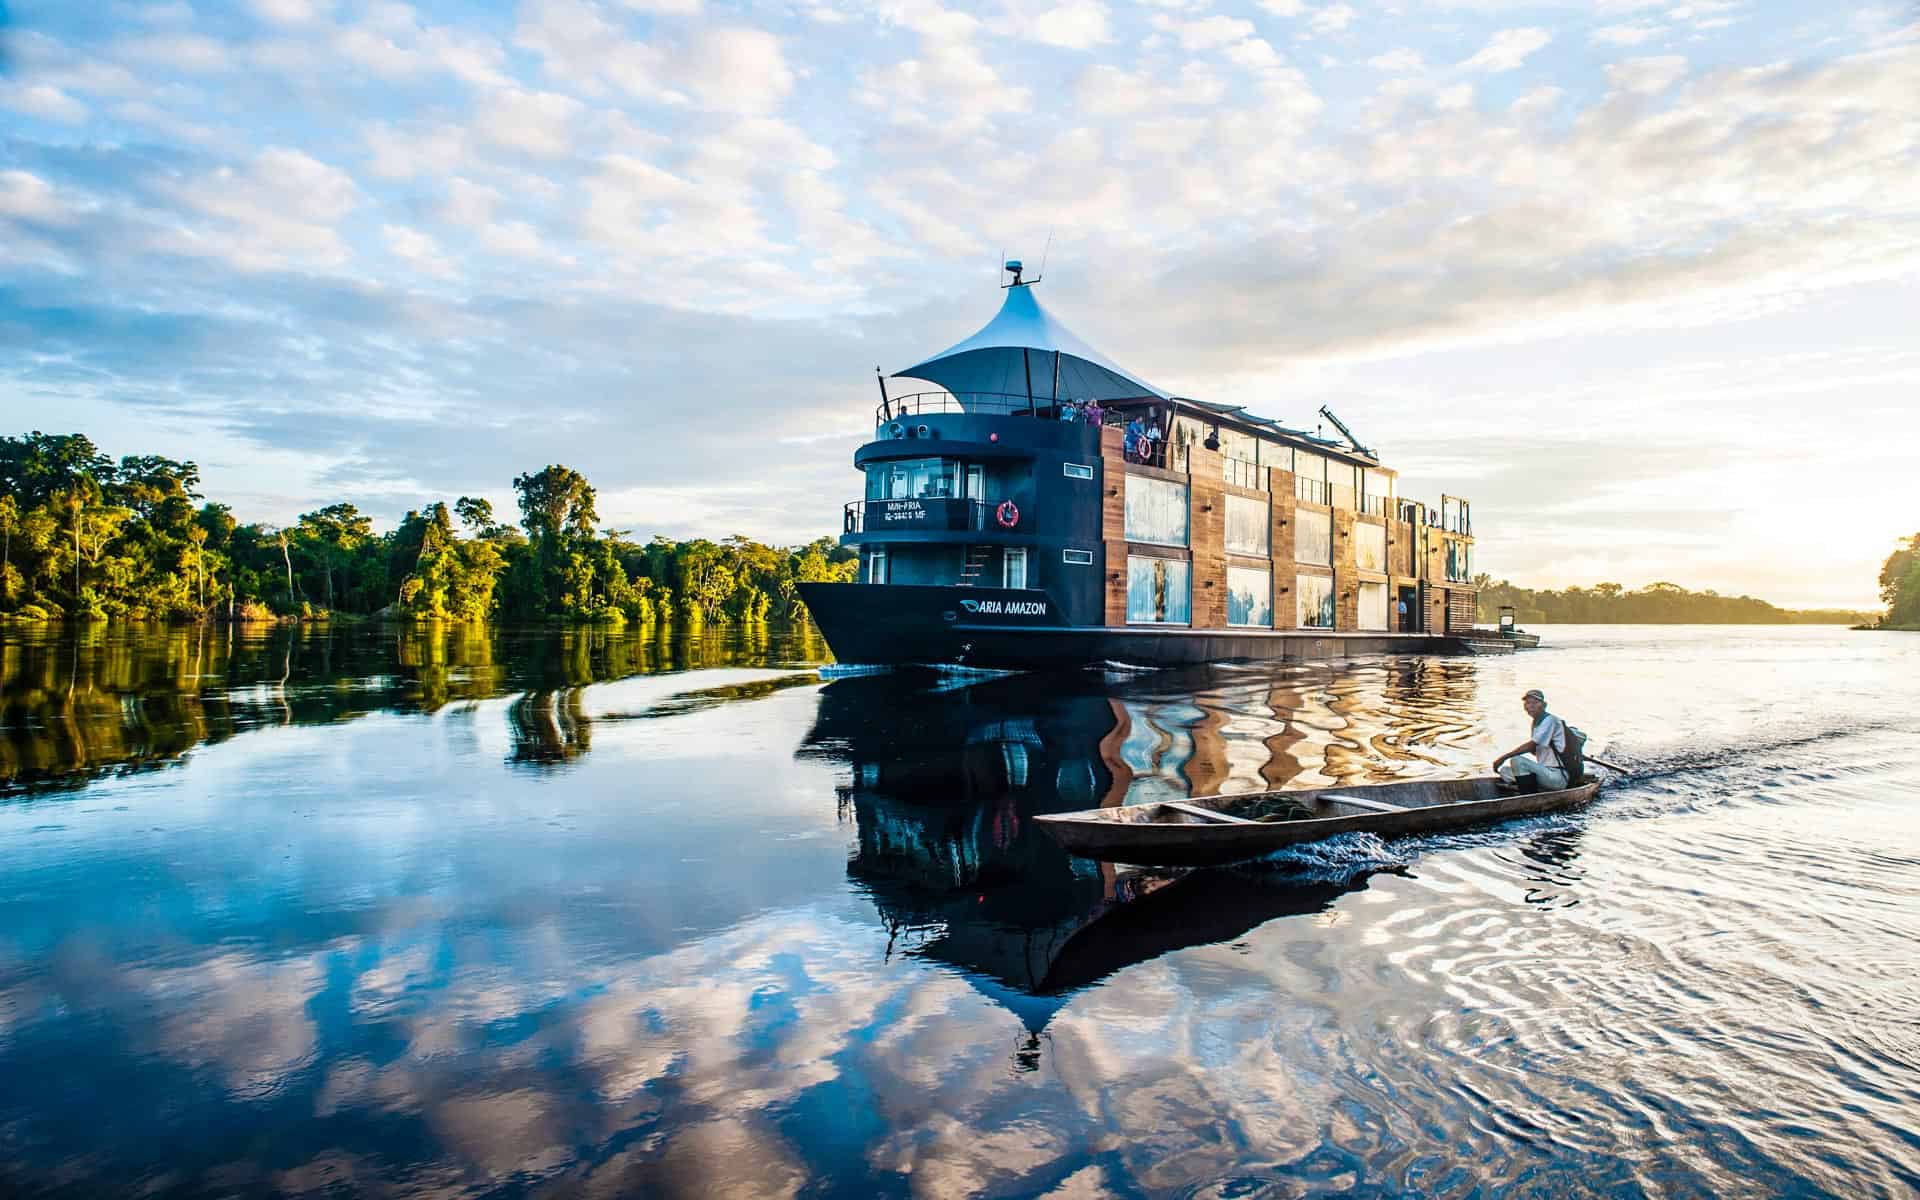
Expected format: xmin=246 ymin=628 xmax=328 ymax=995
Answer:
xmin=1036 ymin=770 xmax=1607 ymax=867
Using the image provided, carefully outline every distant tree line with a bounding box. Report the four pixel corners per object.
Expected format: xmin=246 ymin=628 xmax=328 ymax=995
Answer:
xmin=0 ymin=431 xmax=857 ymax=624
xmin=1474 ymin=576 xmax=1875 ymax=626
xmin=1872 ymin=532 xmax=1919 ymax=630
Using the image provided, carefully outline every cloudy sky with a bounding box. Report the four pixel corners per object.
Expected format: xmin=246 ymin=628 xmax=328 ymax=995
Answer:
xmin=1 ymin=0 xmax=1916 ymax=607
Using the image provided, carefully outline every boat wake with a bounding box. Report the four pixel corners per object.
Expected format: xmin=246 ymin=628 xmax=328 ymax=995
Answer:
xmin=1242 ymin=831 xmax=1411 ymax=884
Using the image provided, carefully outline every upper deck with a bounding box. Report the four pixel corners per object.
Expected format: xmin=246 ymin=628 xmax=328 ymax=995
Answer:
xmin=835 ymin=265 xmax=1476 ymax=635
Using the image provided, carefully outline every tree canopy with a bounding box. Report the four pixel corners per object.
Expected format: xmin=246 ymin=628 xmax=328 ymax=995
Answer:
xmin=1875 ymin=532 xmax=1920 ymax=629
xmin=1475 ymin=576 xmax=1875 ymax=626
xmin=0 ymin=430 xmax=856 ymax=624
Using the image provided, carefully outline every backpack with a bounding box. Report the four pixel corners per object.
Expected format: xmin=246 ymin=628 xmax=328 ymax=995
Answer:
xmin=1559 ymin=721 xmax=1587 ymax=786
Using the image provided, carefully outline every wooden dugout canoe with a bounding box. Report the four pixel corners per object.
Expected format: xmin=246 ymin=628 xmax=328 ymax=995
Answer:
xmin=1034 ymin=771 xmax=1607 ymax=867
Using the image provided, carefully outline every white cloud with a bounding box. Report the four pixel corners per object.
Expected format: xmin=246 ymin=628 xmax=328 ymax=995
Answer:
xmin=439 ymin=177 xmax=501 ymax=228
xmin=0 ymin=82 xmax=89 ymax=124
xmin=157 ymin=147 xmax=360 ymax=270
xmin=681 ymin=28 xmax=795 ymax=114
xmin=363 ymin=120 xmax=470 ymax=180
xmin=1604 ymin=55 xmax=1688 ymax=94
xmin=1025 ymin=0 xmax=1113 ymax=50
xmin=1259 ymin=0 xmax=1306 ymax=15
xmin=0 ymin=170 xmax=71 ymax=223
xmin=1367 ymin=47 xmax=1424 ymax=72
xmin=1593 ymin=22 xmax=1664 ymax=47
xmin=1461 ymin=27 xmax=1552 ymax=72
xmin=116 ymin=33 xmax=232 ymax=72
xmin=1310 ymin=4 xmax=1356 ymax=35
xmin=621 ymin=0 xmax=703 ymax=12
xmin=473 ymin=87 xmax=583 ymax=158
xmin=382 ymin=223 xmax=457 ymax=276
xmin=248 ymin=0 xmax=330 ymax=25
xmin=1159 ymin=14 xmax=1257 ymax=52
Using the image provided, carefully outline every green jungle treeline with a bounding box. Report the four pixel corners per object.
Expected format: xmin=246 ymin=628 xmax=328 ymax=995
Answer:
xmin=1474 ymin=577 xmax=1876 ymax=626
xmin=1872 ymin=531 xmax=1920 ymax=630
xmin=0 ymin=431 xmax=858 ymax=625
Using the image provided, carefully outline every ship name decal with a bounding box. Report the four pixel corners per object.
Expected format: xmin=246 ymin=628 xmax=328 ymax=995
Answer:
xmin=959 ymin=599 xmax=1048 ymax=616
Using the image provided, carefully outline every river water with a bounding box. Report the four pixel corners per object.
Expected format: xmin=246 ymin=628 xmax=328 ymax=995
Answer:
xmin=0 ymin=622 xmax=1914 ymax=1198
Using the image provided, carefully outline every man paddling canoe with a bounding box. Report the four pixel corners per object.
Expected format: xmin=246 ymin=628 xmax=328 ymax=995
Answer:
xmin=1494 ymin=688 xmax=1568 ymax=793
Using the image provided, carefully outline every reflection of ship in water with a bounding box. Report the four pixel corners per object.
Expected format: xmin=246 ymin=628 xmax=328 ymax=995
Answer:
xmin=803 ymin=666 xmax=1447 ymax=1034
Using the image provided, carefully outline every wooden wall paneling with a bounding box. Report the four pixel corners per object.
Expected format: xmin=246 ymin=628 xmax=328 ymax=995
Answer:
xmin=1101 ymin=426 xmax=1128 ymax=625
xmin=1187 ymin=447 xmax=1226 ymax=628
xmin=1272 ymin=471 xmax=1298 ymax=629
xmin=1333 ymin=507 xmax=1359 ymax=631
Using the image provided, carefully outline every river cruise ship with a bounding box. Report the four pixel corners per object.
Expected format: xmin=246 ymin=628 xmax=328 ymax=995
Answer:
xmin=797 ymin=265 xmax=1479 ymax=668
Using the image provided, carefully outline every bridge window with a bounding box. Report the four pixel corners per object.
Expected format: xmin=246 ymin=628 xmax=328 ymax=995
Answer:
xmin=865 ymin=458 xmax=960 ymax=501
xmin=1062 ymin=549 xmax=1094 ymax=565
xmin=1063 ymin=462 xmax=1094 ymax=480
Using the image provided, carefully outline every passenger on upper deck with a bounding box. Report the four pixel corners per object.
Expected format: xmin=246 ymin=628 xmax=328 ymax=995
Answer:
xmin=1493 ymin=689 xmax=1567 ymax=793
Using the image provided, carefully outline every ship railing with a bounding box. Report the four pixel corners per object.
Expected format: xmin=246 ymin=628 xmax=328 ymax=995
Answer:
xmin=1294 ymin=476 xmax=1331 ymax=506
xmin=877 ymin=391 xmax=1115 ymax=425
xmin=844 ymin=498 xmax=988 ymax=534
xmin=1222 ymin=457 xmax=1264 ymax=491
xmin=1361 ymin=495 xmax=1393 ymax=518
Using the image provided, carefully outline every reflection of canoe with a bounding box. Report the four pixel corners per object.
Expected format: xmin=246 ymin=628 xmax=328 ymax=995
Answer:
xmin=1036 ymin=771 xmax=1606 ymax=867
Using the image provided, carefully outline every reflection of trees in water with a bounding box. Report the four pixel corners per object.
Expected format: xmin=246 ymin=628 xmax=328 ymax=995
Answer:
xmin=0 ymin=621 xmax=824 ymax=793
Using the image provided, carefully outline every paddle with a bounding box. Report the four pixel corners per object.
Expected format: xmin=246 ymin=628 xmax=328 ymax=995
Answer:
xmin=1585 ymin=754 xmax=1630 ymax=776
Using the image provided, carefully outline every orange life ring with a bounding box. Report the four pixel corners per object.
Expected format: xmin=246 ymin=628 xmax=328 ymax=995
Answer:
xmin=995 ymin=500 xmax=1019 ymax=528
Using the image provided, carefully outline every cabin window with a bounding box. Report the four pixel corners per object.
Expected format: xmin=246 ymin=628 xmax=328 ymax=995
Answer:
xmin=1358 ymin=581 xmax=1389 ymax=631
xmin=1225 ymin=494 xmax=1269 ymax=557
xmin=1126 ymin=556 xmax=1191 ymax=625
xmin=1003 ymin=547 xmax=1028 ymax=590
xmin=863 ymin=546 xmax=889 ymax=585
xmin=1355 ymin=522 xmax=1386 ymax=573
xmin=1062 ymin=548 xmax=1094 ymax=565
xmin=866 ymin=458 xmax=960 ymax=500
xmin=1063 ymin=462 xmax=1094 ymax=480
xmin=1295 ymin=508 xmax=1332 ymax=566
xmin=1227 ymin=566 xmax=1272 ymax=627
xmin=1298 ymin=572 xmax=1335 ymax=628
xmin=1124 ymin=475 xmax=1189 ymax=547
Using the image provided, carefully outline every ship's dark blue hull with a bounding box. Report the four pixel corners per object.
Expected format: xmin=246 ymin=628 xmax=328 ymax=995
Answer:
xmin=797 ymin=583 xmax=1451 ymax=669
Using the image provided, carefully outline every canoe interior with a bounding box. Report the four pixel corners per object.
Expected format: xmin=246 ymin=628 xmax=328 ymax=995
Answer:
xmin=1069 ymin=775 xmax=1518 ymax=826
xmin=1035 ymin=772 xmax=1606 ymax=867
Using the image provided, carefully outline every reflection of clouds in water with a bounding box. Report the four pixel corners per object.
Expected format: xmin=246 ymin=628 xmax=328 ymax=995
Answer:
xmin=132 ymin=951 xmax=326 ymax=1098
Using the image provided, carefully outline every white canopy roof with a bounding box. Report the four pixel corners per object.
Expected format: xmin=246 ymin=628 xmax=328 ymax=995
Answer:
xmin=893 ymin=284 xmax=1167 ymax=404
